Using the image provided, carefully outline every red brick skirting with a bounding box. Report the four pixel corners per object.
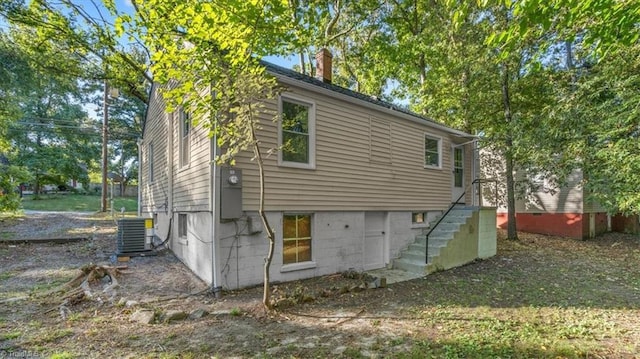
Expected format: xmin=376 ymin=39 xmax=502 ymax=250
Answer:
xmin=497 ymin=212 xmax=608 ymax=239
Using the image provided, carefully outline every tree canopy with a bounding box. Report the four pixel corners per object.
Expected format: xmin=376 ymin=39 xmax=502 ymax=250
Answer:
xmin=0 ymin=0 xmax=637 ymax=275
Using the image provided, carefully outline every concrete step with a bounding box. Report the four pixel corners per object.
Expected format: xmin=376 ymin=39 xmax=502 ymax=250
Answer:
xmin=401 ymin=249 xmax=425 ymax=262
xmin=429 ymin=216 xmax=468 ymax=226
xmin=427 ymin=211 xmax=472 ymax=228
xmin=431 ymin=222 xmax=462 ymax=231
xmin=408 ymin=243 xmax=443 ymax=257
xmin=393 ymin=257 xmax=428 ymax=274
xmin=394 ymin=206 xmax=476 ymax=272
xmin=444 ymin=209 xmax=474 ymax=218
xmin=412 ymin=237 xmax=449 ymax=248
xmin=415 ymin=233 xmax=454 ymax=245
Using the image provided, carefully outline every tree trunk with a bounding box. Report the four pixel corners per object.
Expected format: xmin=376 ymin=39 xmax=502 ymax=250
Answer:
xmin=298 ymin=52 xmax=306 ymax=75
xmin=249 ymin=113 xmax=275 ymax=311
xmin=501 ymin=62 xmax=519 ymax=240
xmin=505 ymin=143 xmax=518 ymax=240
xmin=34 ymin=176 xmax=41 ymax=198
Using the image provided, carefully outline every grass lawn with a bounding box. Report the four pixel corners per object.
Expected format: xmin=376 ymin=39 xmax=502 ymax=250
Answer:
xmin=20 ymin=194 xmax=137 ymax=212
xmin=1 ymin=219 xmax=638 ymax=357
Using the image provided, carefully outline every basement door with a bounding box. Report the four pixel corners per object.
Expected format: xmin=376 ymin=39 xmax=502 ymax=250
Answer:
xmin=364 ymin=212 xmax=387 ymax=271
xmin=451 ymin=146 xmax=465 ymax=203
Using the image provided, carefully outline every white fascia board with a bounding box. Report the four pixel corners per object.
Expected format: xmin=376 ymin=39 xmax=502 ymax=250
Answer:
xmin=271 ymin=73 xmax=476 ymax=139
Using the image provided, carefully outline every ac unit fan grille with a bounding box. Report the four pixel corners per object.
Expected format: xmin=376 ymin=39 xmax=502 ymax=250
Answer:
xmin=116 ymin=218 xmax=147 ymax=254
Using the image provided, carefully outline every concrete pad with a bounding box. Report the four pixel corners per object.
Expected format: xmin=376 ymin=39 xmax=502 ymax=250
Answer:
xmin=365 ymin=268 xmax=423 ymax=285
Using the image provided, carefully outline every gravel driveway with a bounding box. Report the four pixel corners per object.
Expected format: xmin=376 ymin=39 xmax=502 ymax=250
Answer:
xmin=0 ymin=211 xmax=116 ymax=241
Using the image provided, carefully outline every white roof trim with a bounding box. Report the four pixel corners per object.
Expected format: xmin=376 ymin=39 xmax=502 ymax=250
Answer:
xmin=270 ymin=72 xmax=475 ymax=138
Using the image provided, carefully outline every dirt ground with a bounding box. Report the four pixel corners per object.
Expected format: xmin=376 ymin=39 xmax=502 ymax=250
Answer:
xmin=1 ymin=212 xmax=639 ymax=358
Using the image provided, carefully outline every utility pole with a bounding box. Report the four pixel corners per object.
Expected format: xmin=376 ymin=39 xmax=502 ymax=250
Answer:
xmin=101 ymin=79 xmax=109 ymax=212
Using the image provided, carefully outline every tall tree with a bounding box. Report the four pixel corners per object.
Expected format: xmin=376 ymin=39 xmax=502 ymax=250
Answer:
xmin=337 ymin=1 xmax=555 ymax=239
xmin=0 ymin=31 xmax=32 ymax=211
xmin=124 ymin=0 xmax=298 ymax=310
xmin=0 ymin=0 xmax=151 ymax=104
xmin=5 ymin=25 xmax=99 ymax=195
xmin=1 ymin=0 xmax=151 ymax=206
xmin=489 ymin=0 xmax=640 ymax=215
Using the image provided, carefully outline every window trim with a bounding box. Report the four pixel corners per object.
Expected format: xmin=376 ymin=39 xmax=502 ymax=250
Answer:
xmin=412 ymin=212 xmax=428 ymax=225
xmin=148 ymin=142 xmax=154 ymax=183
xmin=453 ymin=146 xmax=464 ymax=188
xmin=179 ymin=109 xmax=191 ymax=168
xmin=281 ymin=213 xmax=316 ymax=271
xmin=277 ymin=94 xmax=316 ymax=170
xmin=178 ymin=213 xmax=188 ymax=243
xmin=424 ymin=134 xmax=442 ymax=169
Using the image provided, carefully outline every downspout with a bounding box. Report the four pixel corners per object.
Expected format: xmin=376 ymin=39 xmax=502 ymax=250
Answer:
xmin=167 ymin=112 xmax=174 ymax=228
xmin=137 ymin=138 xmax=143 ymax=217
xmin=210 ymin=117 xmax=222 ymax=295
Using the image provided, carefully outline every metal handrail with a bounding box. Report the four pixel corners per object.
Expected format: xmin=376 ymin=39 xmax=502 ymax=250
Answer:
xmin=425 ymin=178 xmax=488 ymax=264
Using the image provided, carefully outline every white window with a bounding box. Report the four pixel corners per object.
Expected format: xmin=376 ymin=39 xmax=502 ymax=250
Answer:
xmin=278 ymin=96 xmax=315 ymax=169
xmin=424 ymin=134 xmax=442 ymax=168
xmin=283 ymin=214 xmax=312 ymax=265
xmin=148 ymin=142 xmax=154 ymax=182
xmin=179 ymin=109 xmax=190 ymax=167
xmin=453 ymin=147 xmax=464 ymax=187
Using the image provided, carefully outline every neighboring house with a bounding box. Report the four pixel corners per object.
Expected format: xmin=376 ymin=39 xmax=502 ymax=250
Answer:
xmin=140 ymin=50 xmax=496 ymax=290
xmin=481 ymin=154 xmax=609 ymax=239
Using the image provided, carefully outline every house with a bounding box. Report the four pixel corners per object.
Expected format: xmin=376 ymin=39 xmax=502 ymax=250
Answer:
xmin=480 ymin=153 xmax=609 ymax=239
xmin=140 ymin=50 xmax=497 ymax=290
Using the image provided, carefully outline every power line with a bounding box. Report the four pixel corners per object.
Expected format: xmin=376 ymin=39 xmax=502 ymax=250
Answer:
xmin=7 ymin=126 xmax=139 ymax=140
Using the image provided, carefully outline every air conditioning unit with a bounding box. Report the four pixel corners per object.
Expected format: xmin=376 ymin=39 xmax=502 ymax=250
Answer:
xmin=116 ymin=218 xmax=151 ymax=255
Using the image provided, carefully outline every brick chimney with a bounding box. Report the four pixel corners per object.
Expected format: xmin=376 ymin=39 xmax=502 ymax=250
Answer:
xmin=315 ymin=48 xmax=333 ymax=84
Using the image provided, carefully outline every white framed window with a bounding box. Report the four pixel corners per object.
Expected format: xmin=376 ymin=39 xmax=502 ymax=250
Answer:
xmin=453 ymin=146 xmax=464 ymax=187
xmin=278 ymin=95 xmax=316 ymax=169
xmin=282 ymin=214 xmax=313 ymax=265
xmin=424 ymin=134 xmax=442 ymax=169
xmin=179 ymin=109 xmax=190 ymax=168
xmin=148 ymin=142 xmax=154 ymax=182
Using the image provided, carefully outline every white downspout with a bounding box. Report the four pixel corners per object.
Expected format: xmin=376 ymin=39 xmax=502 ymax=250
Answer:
xmin=137 ymin=138 xmax=143 ymax=217
xmin=210 ymin=120 xmax=221 ymax=295
xmin=167 ymin=112 xmax=174 ymax=227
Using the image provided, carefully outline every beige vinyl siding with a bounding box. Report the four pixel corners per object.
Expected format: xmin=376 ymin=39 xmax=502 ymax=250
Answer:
xmin=142 ymin=86 xmax=212 ymax=213
xmin=172 ymin=112 xmax=211 ymax=212
xmin=517 ymin=169 xmax=585 ymax=214
xmin=141 ymin=87 xmax=169 ymax=213
xmin=235 ymin=85 xmax=464 ymax=212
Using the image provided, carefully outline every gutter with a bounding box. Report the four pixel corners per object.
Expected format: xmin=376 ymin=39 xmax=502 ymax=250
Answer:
xmin=271 ymin=73 xmax=476 ymax=139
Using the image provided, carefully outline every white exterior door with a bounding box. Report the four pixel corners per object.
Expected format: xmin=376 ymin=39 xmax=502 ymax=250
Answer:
xmin=452 ymin=146 xmax=465 ymax=203
xmin=364 ymin=212 xmax=386 ymax=270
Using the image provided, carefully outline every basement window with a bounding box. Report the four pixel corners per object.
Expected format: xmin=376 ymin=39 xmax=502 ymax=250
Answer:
xmin=412 ymin=212 xmax=427 ymax=224
xmin=282 ymin=214 xmax=312 ymax=265
xmin=178 ymin=213 xmax=188 ymax=239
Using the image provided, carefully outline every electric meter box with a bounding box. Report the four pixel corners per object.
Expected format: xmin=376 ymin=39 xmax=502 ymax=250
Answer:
xmin=220 ymin=167 xmax=242 ymax=219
